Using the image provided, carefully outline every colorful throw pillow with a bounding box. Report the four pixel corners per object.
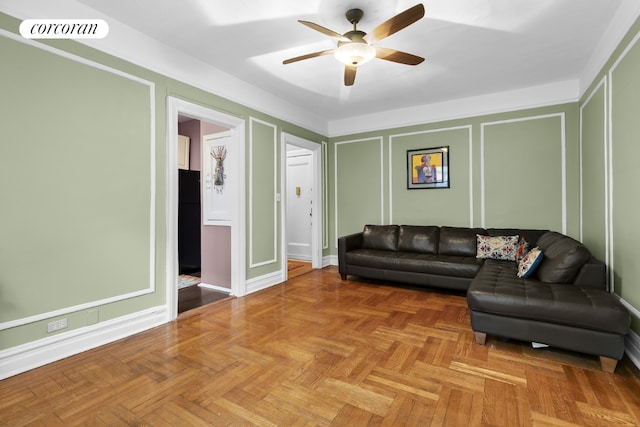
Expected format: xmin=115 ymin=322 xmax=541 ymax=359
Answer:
xmin=518 ymin=247 xmax=544 ymax=278
xmin=515 ymin=236 xmax=530 ymax=263
xmin=476 ymin=235 xmax=519 ymax=261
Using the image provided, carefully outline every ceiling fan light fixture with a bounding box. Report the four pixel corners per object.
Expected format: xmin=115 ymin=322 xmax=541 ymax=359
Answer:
xmin=334 ymin=42 xmax=376 ymax=66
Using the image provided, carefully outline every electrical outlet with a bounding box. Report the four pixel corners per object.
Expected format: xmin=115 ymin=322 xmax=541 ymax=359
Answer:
xmin=47 ymin=318 xmax=68 ymax=333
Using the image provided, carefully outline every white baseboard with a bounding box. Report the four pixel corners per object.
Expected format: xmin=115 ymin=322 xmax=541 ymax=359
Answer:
xmin=246 ymin=270 xmax=285 ymax=295
xmin=0 ymin=305 xmax=169 ymax=380
xmin=324 ymin=255 xmax=338 ymax=267
xmin=625 ymin=329 xmax=640 ymax=370
xmin=287 ymin=253 xmax=312 ymax=262
xmin=611 ymin=294 xmax=640 ymax=370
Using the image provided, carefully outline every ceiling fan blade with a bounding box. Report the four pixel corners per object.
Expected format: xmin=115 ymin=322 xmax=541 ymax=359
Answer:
xmin=298 ymin=20 xmax=351 ymax=42
xmin=344 ymin=65 xmax=357 ymax=86
xmin=375 ymin=47 xmax=424 ymax=65
xmin=283 ymin=49 xmax=335 ymax=65
xmin=365 ymin=4 xmax=425 ymax=45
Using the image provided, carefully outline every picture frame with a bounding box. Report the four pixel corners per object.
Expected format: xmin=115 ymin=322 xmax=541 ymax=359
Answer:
xmin=407 ymin=146 xmax=450 ymax=189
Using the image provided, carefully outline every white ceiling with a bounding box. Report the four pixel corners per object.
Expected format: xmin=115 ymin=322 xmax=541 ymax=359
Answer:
xmin=2 ymin=0 xmax=640 ymax=135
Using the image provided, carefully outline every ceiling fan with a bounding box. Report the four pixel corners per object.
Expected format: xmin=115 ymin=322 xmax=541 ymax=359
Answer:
xmin=283 ymin=3 xmax=425 ymax=86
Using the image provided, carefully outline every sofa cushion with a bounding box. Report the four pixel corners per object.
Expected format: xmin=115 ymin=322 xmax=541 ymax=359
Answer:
xmin=535 ymin=232 xmax=591 ymax=283
xmin=345 ymin=249 xmax=483 ymax=278
xmin=517 ymin=246 xmax=543 ymax=278
xmin=439 ymin=227 xmax=486 ymax=257
xmin=398 ymin=225 xmax=439 ymax=254
xmin=362 ymin=225 xmax=399 ymax=251
xmin=476 ymin=235 xmax=519 ymax=261
xmin=468 ymin=260 xmax=630 ymax=334
xmin=515 ymin=236 xmax=530 ymax=263
xmin=344 ymin=249 xmax=401 ymax=270
xmin=396 ymin=253 xmax=483 ymax=277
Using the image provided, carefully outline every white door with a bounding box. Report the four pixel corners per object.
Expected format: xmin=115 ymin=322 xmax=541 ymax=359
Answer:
xmin=202 ymin=131 xmax=232 ymax=224
xmin=286 ymin=152 xmax=312 ymax=261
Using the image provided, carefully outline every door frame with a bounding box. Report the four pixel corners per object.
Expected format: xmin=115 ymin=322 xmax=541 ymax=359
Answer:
xmin=166 ymin=97 xmax=246 ymax=320
xmin=281 ymin=133 xmax=322 ymax=276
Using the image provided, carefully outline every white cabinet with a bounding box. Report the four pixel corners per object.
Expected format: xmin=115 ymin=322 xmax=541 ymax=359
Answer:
xmin=177 ymin=135 xmax=190 ymax=170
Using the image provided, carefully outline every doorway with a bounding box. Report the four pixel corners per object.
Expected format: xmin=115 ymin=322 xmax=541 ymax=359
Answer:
xmin=281 ymin=133 xmax=323 ymax=279
xmin=167 ymin=97 xmax=246 ymax=321
xmin=176 ymin=117 xmax=233 ymax=313
xmin=286 ymin=145 xmax=313 ymax=262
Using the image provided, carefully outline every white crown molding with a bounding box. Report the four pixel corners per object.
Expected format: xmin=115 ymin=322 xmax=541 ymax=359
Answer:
xmin=3 ymin=1 xmax=638 ymax=143
xmin=0 ymin=0 xmax=328 ymax=136
xmin=328 ymin=80 xmax=579 ymax=137
xmin=579 ymin=0 xmax=640 ymax=99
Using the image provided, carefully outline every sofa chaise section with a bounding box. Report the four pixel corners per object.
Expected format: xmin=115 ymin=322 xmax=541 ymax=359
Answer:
xmin=467 ymin=232 xmax=630 ymax=372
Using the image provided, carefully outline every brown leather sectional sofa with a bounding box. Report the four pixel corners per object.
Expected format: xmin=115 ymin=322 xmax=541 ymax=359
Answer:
xmin=338 ymin=225 xmax=631 ymax=372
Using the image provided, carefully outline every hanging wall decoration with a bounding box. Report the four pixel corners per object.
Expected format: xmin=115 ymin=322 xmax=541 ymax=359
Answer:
xmin=407 ymin=145 xmax=450 ymax=189
xmin=211 ymin=145 xmax=227 ymax=193
xmin=203 ymin=131 xmax=232 ymax=224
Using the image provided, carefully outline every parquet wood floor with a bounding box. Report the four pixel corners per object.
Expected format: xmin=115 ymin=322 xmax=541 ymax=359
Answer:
xmin=2 ymin=266 xmax=640 ymax=426
xmin=287 ymin=259 xmax=313 ymax=279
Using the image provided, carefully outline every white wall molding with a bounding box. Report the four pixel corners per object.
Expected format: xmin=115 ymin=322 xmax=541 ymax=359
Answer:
xmin=249 ymin=117 xmax=279 ymax=269
xmin=480 ymin=113 xmax=566 ymax=233
xmin=388 ymin=126 xmax=473 ymax=226
xmin=0 ymin=306 xmax=169 ymax=380
xmin=333 ymin=137 xmax=384 ymax=249
xmin=0 ymin=29 xmax=156 ymax=332
xmin=322 ymin=141 xmax=329 ymax=251
xmin=578 ymin=76 xmax=608 ymax=279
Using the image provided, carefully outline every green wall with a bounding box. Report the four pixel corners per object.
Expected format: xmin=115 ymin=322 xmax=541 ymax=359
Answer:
xmin=0 ymin=33 xmax=154 ymax=321
xmin=0 ymin=12 xmax=326 ymax=350
xmin=580 ymin=83 xmax=607 ymax=262
xmin=580 ymin=16 xmax=640 ymax=334
xmin=390 ymin=127 xmax=471 ymax=226
xmin=334 ymin=137 xmax=384 ymax=237
xmin=248 ymin=117 xmax=280 ymax=278
xmin=330 ymin=104 xmax=578 ymax=247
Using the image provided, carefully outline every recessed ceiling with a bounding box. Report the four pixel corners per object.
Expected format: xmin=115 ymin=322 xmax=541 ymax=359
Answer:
xmin=2 ymin=0 xmax=639 ymax=132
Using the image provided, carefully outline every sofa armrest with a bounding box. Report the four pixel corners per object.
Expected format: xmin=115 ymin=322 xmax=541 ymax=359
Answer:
xmin=572 ymin=257 xmax=607 ymax=290
xmin=338 ymin=232 xmax=363 ymax=275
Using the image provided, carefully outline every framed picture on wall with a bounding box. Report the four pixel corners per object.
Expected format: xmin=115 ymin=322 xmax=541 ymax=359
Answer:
xmin=407 ymin=146 xmax=450 ymax=189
